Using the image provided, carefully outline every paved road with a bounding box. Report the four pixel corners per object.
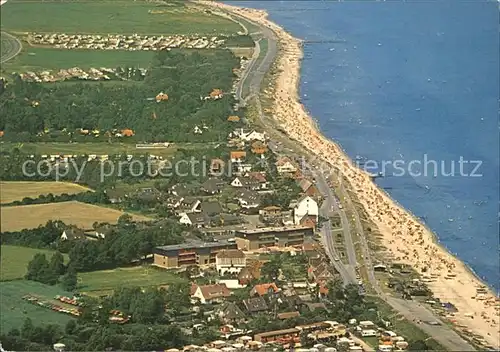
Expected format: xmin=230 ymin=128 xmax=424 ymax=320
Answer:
xmin=0 ymin=2 xmax=23 ymax=64
xmin=226 ymin=5 xmax=476 ymax=351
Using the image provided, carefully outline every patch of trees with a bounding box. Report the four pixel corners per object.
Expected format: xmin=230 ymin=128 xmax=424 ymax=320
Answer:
xmin=1 ymin=316 xmax=189 ymax=351
xmin=326 ymin=280 xmax=372 ymax=323
xmin=1 ymin=217 xmax=185 ymax=272
xmin=3 ymin=190 xmax=109 ymax=207
xmin=1 ymin=220 xmax=64 ymax=249
xmin=0 ymin=50 xmax=241 ymax=143
xmin=223 ymin=35 xmax=254 ymax=47
xmin=261 ymin=177 xmax=302 ymax=208
xmin=66 ymin=216 xmax=184 ymax=272
xmin=25 ymin=252 xmax=78 ymax=291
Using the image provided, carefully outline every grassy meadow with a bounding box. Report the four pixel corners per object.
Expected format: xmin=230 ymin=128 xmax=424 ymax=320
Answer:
xmin=2 ymin=47 xmax=156 ymax=72
xmin=0 ymin=280 xmax=75 ymax=331
xmin=0 ymin=1 xmax=240 ymax=35
xmin=0 ymin=181 xmax=92 ymax=204
xmin=0 ymin=245 xmax=69 ymax=281
xmin=0 ymin=201 xmax=151 ymax=231
xmin=77 ymin=266 xmax=187 ymax=295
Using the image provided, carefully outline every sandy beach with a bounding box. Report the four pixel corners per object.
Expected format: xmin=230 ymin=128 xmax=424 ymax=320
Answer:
xmin=201 ymin=1 xmax=499 ymax=348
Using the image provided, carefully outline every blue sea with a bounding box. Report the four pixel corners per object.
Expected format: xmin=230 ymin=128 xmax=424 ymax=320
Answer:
xmin=231 ymin=0 xmax=500 ymax=291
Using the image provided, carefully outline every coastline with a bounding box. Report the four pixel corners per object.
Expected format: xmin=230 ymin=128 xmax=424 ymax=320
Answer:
xmin=202 ymin=1 xmax=499 ymax=349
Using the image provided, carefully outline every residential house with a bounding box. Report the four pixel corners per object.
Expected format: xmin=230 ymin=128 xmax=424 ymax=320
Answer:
xmin=297 ymin=178 xmax=321 ymax=198
xmin=200 ymin=178 xmax=226 ymax=195
xmin=251 ymin=141 xmax=268 ymax=155
xmin=165 ymin=195 xmax=183 ymax=210
xmin=216 ymin=249 xmax=246 ymax=276
xmin=210 ymin=158 xmax=226 ymax=175
xmin=135 ymin=187 xmax=161 ymax=202
xmin=60 ymin=228 xmax=85 ymax=241
xmin=308 ymin=262 xmax=334 ymax=285
xmin=318 ymin=285 xmax=329 ymax=298
xmin=194 ymin=125 xmax=203 ymax=134
xmin=275 ymin=157 xmax=298 ymax=175
xmin=105 ymin=188 xmax=126 ymax=204
xmin=241 ymin=130 xmax=266 ymax=142
xmin=281 ymin=212 xmax=295 ymax=226
xmin=259 ymin=206 xmax=282 ymax=217
xmin=230 ymin=176 xmax=261 ymax=190
xmin=291 ymin=195 xmax=319 ymax=225
xmin=216 ymin=302 xmax=246 ymax=324
xmin=245 ymin=172 xmax=268 ymax=189
xmin=299 ymin=214 xmax=317 ymax=228
xmin=304 ymin=302 xmax=328 ymax=313
xmin=242 ymin=297 xmax=268 ymax=314
xmin=227 ymin=115 xmax=240 ymax=122
xmin=200 ymin=200 xmax=222 ymax=217
xmin=250 ymin=283 xmax=281 ymax=297
xmin=209 ymin=88 xmax=223 ymax=100
xmin=121 ymin=129 xmax=134 ymax=137
xmin=85 ymin=225 xmax=112 ymax=240
xmin=230 ymin=151 xmax=247 ymax=163
xmin=238 ymin=261 xmax=262 ymax=285
xmin=233 ymin=163 xmax=252 ymax=175
xmin=179 ymin=212 xmax=208 ymax=228
xmin=178 ymin=197 xmax=202 ymax=213
xmin=191 ymin=283 xmax=231 ymax=304
xmin=235 ymin=189 xmax=260 ymax=210
xmin=219 ymin=213 xmax=241 ymax=226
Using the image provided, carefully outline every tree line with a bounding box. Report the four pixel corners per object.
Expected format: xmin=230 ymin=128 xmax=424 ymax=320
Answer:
xmin=2 ymin=190 xmax=108 ymax=207
xmin=25 ymin=252 xmax=77 ymax=291
xmin=1 ymin=217 xmax=185 ymax=272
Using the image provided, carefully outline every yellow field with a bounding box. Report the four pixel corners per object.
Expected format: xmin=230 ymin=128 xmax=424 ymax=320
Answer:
xmin=1 ymin=201 xmax=151 ymax=232
xmin=0 ymin=181 xmax=93 ymax=204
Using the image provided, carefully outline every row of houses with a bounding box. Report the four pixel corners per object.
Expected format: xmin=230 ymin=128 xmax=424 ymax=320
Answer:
xmin=19 ymin=67 xmax=146 ymax=83
xmin=29 ymin=33 xmax=225 ymax=50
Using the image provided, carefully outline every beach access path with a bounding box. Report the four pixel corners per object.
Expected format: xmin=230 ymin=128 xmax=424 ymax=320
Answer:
xmin=219 ymin=3 xmax=477 ymax=351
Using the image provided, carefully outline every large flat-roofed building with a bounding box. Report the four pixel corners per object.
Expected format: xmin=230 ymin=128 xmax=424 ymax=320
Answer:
xmin=235 ymin=225 xmax=314 ymax=251
xmin=154 ymin=240 xmax=237 ymax=268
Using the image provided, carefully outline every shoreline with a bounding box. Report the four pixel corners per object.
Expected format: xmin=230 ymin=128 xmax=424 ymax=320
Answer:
xmin=202 ymin=1 xmax=499 ymax=349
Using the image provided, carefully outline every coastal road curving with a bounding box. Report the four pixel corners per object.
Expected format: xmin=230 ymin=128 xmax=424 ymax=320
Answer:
xmin=226 ymin=4 xmax=476 ymax=351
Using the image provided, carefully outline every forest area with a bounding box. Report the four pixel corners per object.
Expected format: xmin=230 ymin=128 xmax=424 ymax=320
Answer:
xmin=0 ymin=50 xmax=242 ymax=143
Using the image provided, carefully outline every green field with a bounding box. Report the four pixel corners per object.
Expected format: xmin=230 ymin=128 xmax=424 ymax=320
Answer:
xmin=78 ymin=266 xmax=187 ymax=294
xmin=1 ymin=1 xmax=240 ymax=35
xmin=1 ymin=245 xmax=69 ymax=281
xmin=0 ymin=280 xmax=75 ymax=332
xmin=3 ymin=47 xmax=155 ymax=72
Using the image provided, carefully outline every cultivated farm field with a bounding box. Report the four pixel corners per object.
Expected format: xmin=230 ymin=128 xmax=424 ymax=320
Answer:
xmin=78 ymin=266 xmax=187 ymax=295
xmin=0 ymin=201 xmax=151 ymax=231
xmin=0 ymin=245 xmax=69 ymax=281
xmin=0 ymin=1 xmax=240 ymax=35
xmin=0 ymin=280 xmax=75 ymax=331
xmin=0 ymin=181 xmax=92 ymax=204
